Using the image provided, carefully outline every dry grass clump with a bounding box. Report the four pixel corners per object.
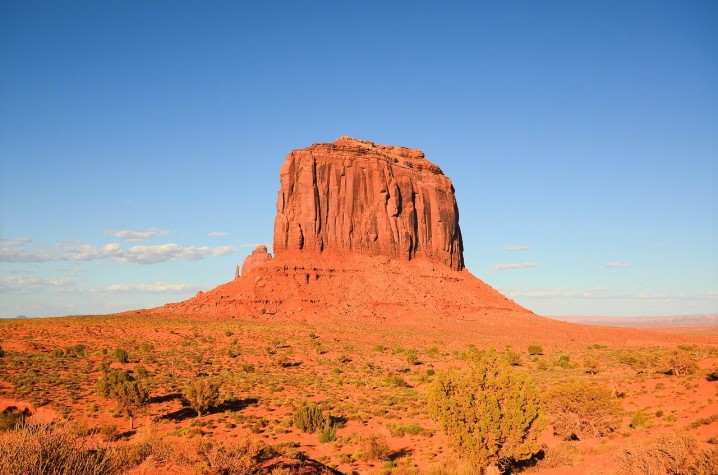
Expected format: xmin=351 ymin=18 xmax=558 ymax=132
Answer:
xmin=616 ymin=431 xmax=718 ymax=475
xmin=546 ymin=380 xmax=623 ymax=440
xmin=354 ymin=433 xmax=391 ymax=462
xmin=0 ymin=422 xmax=120 ymax=475
xmin=292 ymin=402 xmax=326 ymax=433
xmin=535 ymin=442 xmax=581 ymax=469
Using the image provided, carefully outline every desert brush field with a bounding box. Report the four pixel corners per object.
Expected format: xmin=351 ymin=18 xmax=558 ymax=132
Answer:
xmin=0 ymin=312 xmax=716 ymax=475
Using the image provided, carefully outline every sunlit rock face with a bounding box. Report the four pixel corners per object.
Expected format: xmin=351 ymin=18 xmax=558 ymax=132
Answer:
xmin=273 ymin=136 xmax=464 ymax=271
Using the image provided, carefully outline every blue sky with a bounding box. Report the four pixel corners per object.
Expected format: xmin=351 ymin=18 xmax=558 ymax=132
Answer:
xmin=1 ymin=1 xmax=716 ymax=318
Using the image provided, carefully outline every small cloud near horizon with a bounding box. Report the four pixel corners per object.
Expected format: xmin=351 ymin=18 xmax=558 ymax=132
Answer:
xmin=604 ymin=262 xmax=631 ymax=268
xmin=105 ymin=228 xmax=169 ymax=242
xmin=505 ymin=245 xmax=531 ymax=251
xmin=103 ymin=282 xmax=195 ymax=293
xmin=208 ymin=231 xmax=228 ymax=238
xmin=492 ymin=263 xmax=540 ymax=271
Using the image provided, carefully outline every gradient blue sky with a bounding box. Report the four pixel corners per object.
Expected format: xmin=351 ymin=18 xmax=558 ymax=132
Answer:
xmin=1 ymin=1 xmax=716 ymax=318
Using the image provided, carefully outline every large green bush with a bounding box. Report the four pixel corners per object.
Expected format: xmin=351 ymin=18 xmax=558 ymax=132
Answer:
xmin=546 ymin=380 xmax=622 ymax=440
xmin=96 ymin=370 xmax=149 ymax=429
xmin=428 ymin=350 xmax=544 ymax=472
xmin=183 ymin=377 xmax=221 ymax=418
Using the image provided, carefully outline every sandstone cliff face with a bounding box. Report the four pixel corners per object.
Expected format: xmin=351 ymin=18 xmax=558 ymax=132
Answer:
xmin=241 ymin=245 xmax=273 ymax=276
xmin=273 ymin=137 xmax=464 ymax=270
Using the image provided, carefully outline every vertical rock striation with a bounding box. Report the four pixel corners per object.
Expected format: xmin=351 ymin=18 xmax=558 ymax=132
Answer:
xmin=273 ymin=137 xmax=464 ymax=270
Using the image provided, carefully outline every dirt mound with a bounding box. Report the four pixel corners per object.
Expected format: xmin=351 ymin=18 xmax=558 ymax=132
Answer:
xmin=146 ymin=251 xmax=531 ymax=320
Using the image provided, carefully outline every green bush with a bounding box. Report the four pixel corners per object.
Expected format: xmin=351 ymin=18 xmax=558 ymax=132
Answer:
xmin=665 ymin=350 xmax=698 ymax=376
xmin=112 ymin=348 xmax=129 ymax=364
xmin=555 ymin=354 xmax=571 ymax=369
xmin=528 ymin=344 xmax=543 ymax=356
xmin=428 ymin=349 xmax=544 ymax=471
xmin=293 ymin=402 xmax=325 ymax=433
xmin=547 ymin=381 xmax=623 ymax=440
xmin=182 ymin=377 xmax=221 ymax=418
xmin=96 ymin=370 xmax=149 ymax=429
xmin=318 ymin=424 xmax=337 ymax=443
xmin=0 ymin=407 xmax=30 ymax=431
xmin=629 ymin=410 xmax=649 ymax=429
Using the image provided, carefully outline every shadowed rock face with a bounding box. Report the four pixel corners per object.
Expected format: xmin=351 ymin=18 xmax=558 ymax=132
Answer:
xmin=273 ymin=137 xmax=464 ymax=270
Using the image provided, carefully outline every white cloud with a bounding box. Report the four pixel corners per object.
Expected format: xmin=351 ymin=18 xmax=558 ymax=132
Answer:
xmin=0 ymin=237 xmax=234 ymax=264
xmin=492 ymin=263 xmax=540 ymax=271
xmin=505 ymin=287 xmax=717 ymax=301
xmin=105 ymin=228 xmax=169 ymax=242
xmin=605 ymin=262 xmax=630 ymax=268
xmin=208 ymin=231 xmax=228 ymax=238
xmin=123 ymin=244 xmax=235 ymax=264
xmin=103 ymin=282 xmax=195 ymax=293
xmin=505 ymin=245 xmax=531 ymax=251
xmin=0 ymin=274 xmax=75 ymax=294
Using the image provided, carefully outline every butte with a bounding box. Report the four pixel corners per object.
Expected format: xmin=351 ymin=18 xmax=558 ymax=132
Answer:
xmin=142 ymin=137 xmax=539 ymax=324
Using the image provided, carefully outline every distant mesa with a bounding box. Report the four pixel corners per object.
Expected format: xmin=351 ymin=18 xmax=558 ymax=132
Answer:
xmin=137 ymin=137 xmax=532 ymax=320
xmin=15 ymin=315 xmax=28 ymax=319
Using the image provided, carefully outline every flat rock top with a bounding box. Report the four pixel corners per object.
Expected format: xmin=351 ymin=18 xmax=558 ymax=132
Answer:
xmin=301 ymin=136 xmax=443 ymax=175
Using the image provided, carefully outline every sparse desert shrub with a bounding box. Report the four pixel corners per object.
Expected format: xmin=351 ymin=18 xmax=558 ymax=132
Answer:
xmin=0 ymin=407 xmax=30 ymax=431
xmin=619 ymin=349 xmax=661 ymax=374
xmin=96 ymin=370 xmax=149 ymax=429
xmin=528 ymin=344 xmax=543 ymax=356
xmin=629 ymin=410 xmax=649 ymax=429
xmin=664 ymin=350 xmax=699 ymax=376
xmin=99 ymin=424 xmax=119 ymax=442
xmin=707 ymin=370 xmax=718 ymax=382
xmin=293 ymin=402 xmax=325 ymax=433
xmin=425 ymin=460 xmax=479 ymax=475
xmin=318 ymin=424 xmax=337 ymax=443
xmin=384 ymin=374 xmax=411 ymax=388
xmin=583 ymin=357 xmax=600 ymax=374
xmin=616 ymin=431 xmax=718 ymax=475
xmin=0 ymin=344 xmax=4 ymax=358
xmin=535 ymin=442 xmax=581 ymax=469
xmin=555 ymin=354 xmax=571 ymax=369
xmin=0 ymin=423 xmax=120 ymax=475
xmin=183 ymin=377 xmax=221 ymax=418
xmin=505 ymin=350 xmax=521 ymax=366
xmin=406 ymin=349 xmax=419 ymax=365
xmin=113 ymin=348 xmax=129 ymax=364
xmin=547 ymin=380 xmax=623 ymax=440
xmin=428 ymin=349 xmax=545 ymax=472
xmin=194 ymin=437 xmax=261 ymax=475
xmin=387 ymin=422 xmax=430 ymax=437
xmin=132 ymin=364 xmax=149 ymax=379
xmin=65 ymin=344 xmax=86 ymax=357
xmin=116 ymin=424 xmax=173 ymax=467
xmin=355 ymin=434 xmax=390 ymax=462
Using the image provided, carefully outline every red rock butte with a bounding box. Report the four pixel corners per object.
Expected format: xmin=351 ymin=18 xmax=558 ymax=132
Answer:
xmin=143 ymin=137 xmax=535 ymax=321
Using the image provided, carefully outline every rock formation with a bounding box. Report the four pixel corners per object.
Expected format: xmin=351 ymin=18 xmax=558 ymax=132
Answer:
xmin=136 ymin=137 xmax=533 ymax=321
xmin=241 ymin=245 xmax=273 ymax=276
xmin=273 ymin=137 xmax=464 ymax=270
